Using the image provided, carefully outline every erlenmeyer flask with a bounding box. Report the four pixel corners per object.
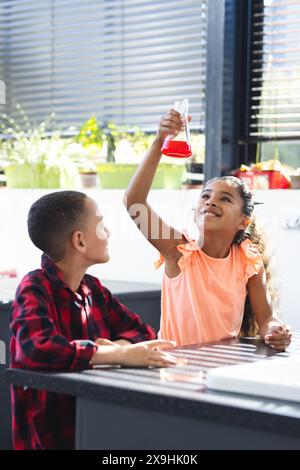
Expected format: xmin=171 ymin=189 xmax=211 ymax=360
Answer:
xmin=161 ymin=99 xmax=192 ymax=158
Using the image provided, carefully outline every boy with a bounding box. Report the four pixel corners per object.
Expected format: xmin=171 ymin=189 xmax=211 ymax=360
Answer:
xmin=10 ymin=191 xmax=176 ymax=450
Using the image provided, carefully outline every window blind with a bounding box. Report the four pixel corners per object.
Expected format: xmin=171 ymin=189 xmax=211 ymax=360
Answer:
xmin=0 ymin=0 xmax=207 ymax=132
xmin=250 ymin=0 xmax=300 ymax=140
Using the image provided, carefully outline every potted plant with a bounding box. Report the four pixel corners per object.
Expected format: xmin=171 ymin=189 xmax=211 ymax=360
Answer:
xmin=75 ymin=116 xmax=106 ymax=158
xmin=75 ymin=115 xmax=186 ymax=189
xmin=76 ymin=116 xmax=117 ymax=188
xmin=63 ymin=142 xmax=100 ymax=189
xmin=0 ymin=107 xmax=80 ymax=188
xmin=96 ymin=124 xmax=145 ymax=189
xmin=99 ymin=125 xmax=185 ymax=189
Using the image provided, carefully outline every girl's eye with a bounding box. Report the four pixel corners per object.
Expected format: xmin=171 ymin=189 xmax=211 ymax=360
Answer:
xmin=201 ymin=193 xmax=209 ymax=199
xmin=221 ymin=196 xmax=231 ymax=202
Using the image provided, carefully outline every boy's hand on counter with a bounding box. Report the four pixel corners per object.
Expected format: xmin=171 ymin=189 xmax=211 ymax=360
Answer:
xmin=95 ymin=338 xmax=132 ymax=347
xmin=118 ymin=339 xmax=178 ymax=368
xmin=264 ymin=324 xmax=292 ymax=351
xmin=95 ymin=338 xmax=120 ymax=347
xmin=90 ymin=339 xmax=178 ymax=368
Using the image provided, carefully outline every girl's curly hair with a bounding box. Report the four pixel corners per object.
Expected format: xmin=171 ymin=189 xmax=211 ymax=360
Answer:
xmin=204 ymin=176 xmax=279 ymax=337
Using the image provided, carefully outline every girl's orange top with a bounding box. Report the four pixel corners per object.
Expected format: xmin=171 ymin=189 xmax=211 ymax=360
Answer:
xmin=155 ymin=236 xmax=263 ymax=346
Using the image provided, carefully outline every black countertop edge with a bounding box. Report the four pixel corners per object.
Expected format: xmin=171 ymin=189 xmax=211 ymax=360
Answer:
xmin=111 ymin=290 xmax=161 ymax=300
xmin=4 ymin=367 xmax=300 ymax=439
xmin=0 ymin=301 xmax=12 ymax=310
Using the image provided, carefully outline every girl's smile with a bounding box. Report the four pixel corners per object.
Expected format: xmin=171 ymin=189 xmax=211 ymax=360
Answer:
xmin=202 ymin=208 xmax=222 ymax=217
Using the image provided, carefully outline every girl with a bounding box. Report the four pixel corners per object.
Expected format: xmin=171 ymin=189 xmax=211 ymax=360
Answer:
xmin=124 ymin=109 xmax=292 ymax=350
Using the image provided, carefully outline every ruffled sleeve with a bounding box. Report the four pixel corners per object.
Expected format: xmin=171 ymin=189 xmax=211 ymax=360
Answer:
xmin=154 ymin=232 xmax=200 ymax=271
xmin=154 ymin=253 xmax=165 ymax=270
xmin=239 ymin=238 xmax=264 ymax=280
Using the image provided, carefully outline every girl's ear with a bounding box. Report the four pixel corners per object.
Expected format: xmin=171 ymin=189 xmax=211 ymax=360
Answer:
xmin=237 ymin=216 xmax=251 ymax=231
xmin=244 ymin=216 xmax=251 ymax=227
xmin=71 ymin=230 xmax=87 ymax=253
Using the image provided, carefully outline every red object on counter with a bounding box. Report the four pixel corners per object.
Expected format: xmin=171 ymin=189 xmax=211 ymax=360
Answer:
xmin=235 ymin=171 xmax=254 ymax=189
xmin=161 ymin=140 xmax=192 ymax=158
xmin=236 ymin=170 xmax=291 ymax=190
xmin=0 ymin=268 xmax=17 ymax=278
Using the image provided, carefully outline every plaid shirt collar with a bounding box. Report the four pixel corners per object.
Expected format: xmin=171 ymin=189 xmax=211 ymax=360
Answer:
xmin=41 ymin=253 xmax=91 ymax=299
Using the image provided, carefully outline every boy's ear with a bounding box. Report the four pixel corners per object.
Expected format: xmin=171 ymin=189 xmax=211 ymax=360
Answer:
xmin=71 ymin=230 xmax=87 ymax=253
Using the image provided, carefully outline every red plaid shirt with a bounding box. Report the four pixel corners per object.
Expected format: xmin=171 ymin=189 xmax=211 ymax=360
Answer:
xmin=10 ymin=254 xmax=156 ymax=450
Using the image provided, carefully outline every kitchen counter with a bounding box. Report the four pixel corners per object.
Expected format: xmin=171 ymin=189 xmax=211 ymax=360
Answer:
xmin=5 ymin=334 xmax=300 ymax=450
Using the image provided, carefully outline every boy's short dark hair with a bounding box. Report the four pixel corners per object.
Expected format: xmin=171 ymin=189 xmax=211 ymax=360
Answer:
xmin=28 ymin=190 xmax=88 ymax=261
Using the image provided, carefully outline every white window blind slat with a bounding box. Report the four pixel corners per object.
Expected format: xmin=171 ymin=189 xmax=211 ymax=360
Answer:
xmin=1 ymin=0 xmax=207 ymax=131
xmin=250 ymin=0 xmax=300 ymax=139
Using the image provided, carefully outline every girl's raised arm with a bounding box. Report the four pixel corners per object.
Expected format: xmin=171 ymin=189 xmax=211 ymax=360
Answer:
xmin=123 ymin=110 xmax=186 ymax=259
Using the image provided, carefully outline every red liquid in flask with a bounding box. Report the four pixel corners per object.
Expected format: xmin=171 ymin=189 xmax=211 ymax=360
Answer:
xmin=161 ymin=140 xmax=192 ymax=158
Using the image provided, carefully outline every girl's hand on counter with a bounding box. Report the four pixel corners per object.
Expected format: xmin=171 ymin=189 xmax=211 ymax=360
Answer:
xmin=264 ymin=324 xmax=292 ymax=351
